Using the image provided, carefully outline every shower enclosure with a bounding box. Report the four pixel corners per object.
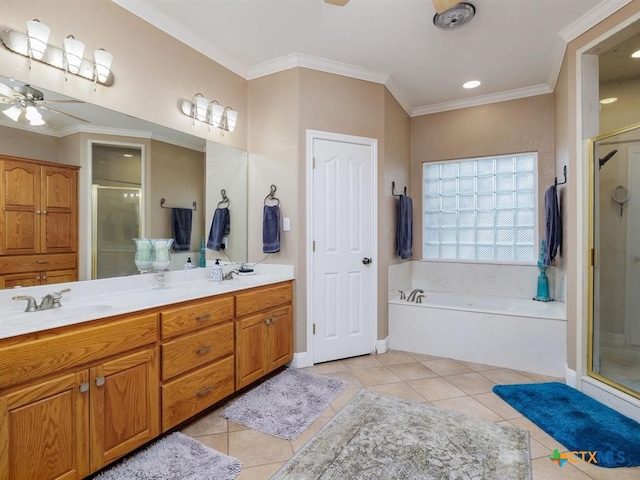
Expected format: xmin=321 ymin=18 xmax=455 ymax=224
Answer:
xmin=589 ymin=122 xmax=640 ymax=398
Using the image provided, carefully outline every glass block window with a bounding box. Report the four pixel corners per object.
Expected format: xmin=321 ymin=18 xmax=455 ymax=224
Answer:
xmin=423 ymin=152 xmax=537 ymax=262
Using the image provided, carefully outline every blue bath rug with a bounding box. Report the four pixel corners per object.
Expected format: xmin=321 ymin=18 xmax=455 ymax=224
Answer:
xmin=493 ymin=382 xmax=640 ymax=467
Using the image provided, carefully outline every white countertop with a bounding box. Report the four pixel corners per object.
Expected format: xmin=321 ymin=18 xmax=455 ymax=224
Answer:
xmin=0 ymin=264 xmax=294 ymax=340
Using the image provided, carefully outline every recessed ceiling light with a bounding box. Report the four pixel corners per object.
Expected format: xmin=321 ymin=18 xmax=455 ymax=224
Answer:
xmin=123 ymin=153 xmax=133 ymax=157
xmin=463 ymin=80 xmax=481 ymax=89
xmin=599 ymin=97 xmax=618 ymax=105
xmin=631 ymin=50 xmax=640 ymax=58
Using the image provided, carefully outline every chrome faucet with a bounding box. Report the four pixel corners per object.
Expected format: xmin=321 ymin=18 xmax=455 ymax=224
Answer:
xmin=13 ymin=288 xmax=71 ymax=312
xmin=223 ymin=270 xmax=239 ymax=280
xmin=407 ymin=288 xmax=424 ymax=302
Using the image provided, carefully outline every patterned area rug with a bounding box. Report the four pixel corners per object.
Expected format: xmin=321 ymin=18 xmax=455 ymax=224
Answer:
xmin=220 ymin=368 xmax=347 ymax=440
xmin=273 ymin=389 xmax=532 ymax=480
xmin=93 ymin=432 xmax=242 ymax=480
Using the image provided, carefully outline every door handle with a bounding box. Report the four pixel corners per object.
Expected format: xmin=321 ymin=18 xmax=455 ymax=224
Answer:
xmin=362 ymin=257 xmax=372 ymax=265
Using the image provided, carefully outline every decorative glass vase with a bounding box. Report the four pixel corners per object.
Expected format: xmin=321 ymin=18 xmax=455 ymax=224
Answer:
xmin=133 ymin=238 xmax=153 ymax=273
xmin=150 ymin=238 xmax=174 ymax=289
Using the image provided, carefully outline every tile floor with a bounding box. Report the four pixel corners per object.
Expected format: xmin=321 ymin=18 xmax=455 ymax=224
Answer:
xmin=179 ymin=351 xmax=640 ymax=480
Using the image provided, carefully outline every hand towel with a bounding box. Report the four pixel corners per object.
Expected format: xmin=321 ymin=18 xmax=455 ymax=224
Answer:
xmin=263 ymin=205 xmax=281 ymax=253
xmin=543 ymin=184 xmax=562 ymax=265
xmin=207 ymin=207 xmax=230 ymax=251
xmin=396 ymin=195 xmax=413 ymax=260
xmin=171 ymin=208 xmax=193 ymax=252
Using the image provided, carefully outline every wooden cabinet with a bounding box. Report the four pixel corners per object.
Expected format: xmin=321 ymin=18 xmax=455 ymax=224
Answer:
xmin=159 ymin=296 xmax=235 ymax=432
xmin=0 ymin=313 xmax=159 ymax=480
xmin=0 ymin=156 xmax=78 ymax=288
xmin=235 ymin=282 xmax=294 ymax=390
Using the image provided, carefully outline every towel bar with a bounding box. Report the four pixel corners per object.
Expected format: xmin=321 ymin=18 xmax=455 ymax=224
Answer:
xmin=160 ymin=198 xmax=197 ymax=210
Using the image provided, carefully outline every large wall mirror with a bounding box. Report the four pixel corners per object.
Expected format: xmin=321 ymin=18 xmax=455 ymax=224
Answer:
xmin=587 ymin=21 xmax=640 ymax=399
xmin=0 ymin=74 xmax=248 ymax=282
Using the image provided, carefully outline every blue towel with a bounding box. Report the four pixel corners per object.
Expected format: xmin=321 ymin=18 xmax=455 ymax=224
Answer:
xmin=171 ymin=208 xmax=192 ymax=252
xmin=396 ymin=195 xmax=413 ymax=260
xmin=544 ymin=185 xmax=561 ymax=265
xmin=207 ymin=207 xmax=230 ymax=251
xmin=263 ymin=205 xmax=280 ymax=253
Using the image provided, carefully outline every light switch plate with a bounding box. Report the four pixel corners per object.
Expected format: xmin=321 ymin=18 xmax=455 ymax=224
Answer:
xmin=283 ymin=217 xmax=291 ymax=231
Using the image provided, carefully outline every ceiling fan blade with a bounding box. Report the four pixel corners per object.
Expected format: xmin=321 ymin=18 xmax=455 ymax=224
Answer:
xmin=39 ymin=105 xmax=90 ymax=123
xmin=432 ymin=0 xmax=459 ymax=14
xmin=0 ymin=82 xmax=24 ymax=101
xmin=324 ymin=0 xmax=350 ymax=6
xmin=37 ymin=99 xmax=85 ymax=104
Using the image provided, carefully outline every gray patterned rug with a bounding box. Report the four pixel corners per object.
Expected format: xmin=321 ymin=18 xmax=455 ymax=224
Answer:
xmin=219 ymin=368 xmax=347 ymax=440
xmin=93 ymin=432 xmax=241 ymax=480
xmin=273 ymin=389 xmax=532 ymax=480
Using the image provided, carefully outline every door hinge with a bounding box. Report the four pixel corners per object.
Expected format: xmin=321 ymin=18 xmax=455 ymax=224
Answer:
xmin=313 ymin=240 xmax=315 ymax=252
xmin=313 ymin=157 xmax=316 ymax=169
xmin=590 ymin=248 xmax=595 ymax=266
xmin=313 ymin=323 xmax=316 ymax=335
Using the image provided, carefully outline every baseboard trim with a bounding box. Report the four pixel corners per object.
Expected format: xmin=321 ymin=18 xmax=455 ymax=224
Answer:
xmin=290 ymin=352 xmax=313 ymax=369
xmin=376 ymin=336 xmax=390 ymax=354
xmin=564 ymin=364 xmax=577 ymax=388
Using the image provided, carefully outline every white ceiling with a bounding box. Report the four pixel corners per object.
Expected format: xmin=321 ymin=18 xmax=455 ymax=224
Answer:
xmin=113 ymin=0 xmax=627 ymax=116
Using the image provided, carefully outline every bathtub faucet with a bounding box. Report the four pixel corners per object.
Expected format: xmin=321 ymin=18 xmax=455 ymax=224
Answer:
xmin=407 ymin=289 xmax=424 ymax=302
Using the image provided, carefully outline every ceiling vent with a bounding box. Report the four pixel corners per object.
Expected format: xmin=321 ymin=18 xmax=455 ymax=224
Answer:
xmin=433 ymin=2 xmax=476 ymax=30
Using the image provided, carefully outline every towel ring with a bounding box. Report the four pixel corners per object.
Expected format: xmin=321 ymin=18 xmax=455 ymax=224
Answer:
xmin=217 ymin=189 xmax=229 ymax=208
xmin=264 ymin=184 xmax=280 ymax=206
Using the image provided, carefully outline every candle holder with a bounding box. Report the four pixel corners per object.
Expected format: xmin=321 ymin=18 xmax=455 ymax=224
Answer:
xmin=150 ymin=238 xmax=174 ymax=289
xmin=133 ymin=238 xmax=153 ymax=274
xmin=533 ymin=239 xmax=552 ymax=302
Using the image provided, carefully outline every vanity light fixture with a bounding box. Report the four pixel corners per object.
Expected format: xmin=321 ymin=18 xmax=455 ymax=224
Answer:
xmin=62 ymin=35 xmax=85 ymax=74
xmin=0 ymin=20 xmax=114 ymax=86
xmin=180 ymin=94 xmax=238 ymax=133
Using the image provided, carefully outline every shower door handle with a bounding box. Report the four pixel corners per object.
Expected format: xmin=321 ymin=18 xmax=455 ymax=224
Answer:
xmin=362 ymin=257 xmax=372 ymax=265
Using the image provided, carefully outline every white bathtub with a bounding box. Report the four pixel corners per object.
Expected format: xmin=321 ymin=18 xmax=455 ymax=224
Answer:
xmin=388 ymin=291 xmax=566 ymax=377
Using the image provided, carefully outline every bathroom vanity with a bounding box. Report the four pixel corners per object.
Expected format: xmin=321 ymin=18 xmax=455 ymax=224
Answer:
xmin=0 ymin=267 xmax=294 ymax=480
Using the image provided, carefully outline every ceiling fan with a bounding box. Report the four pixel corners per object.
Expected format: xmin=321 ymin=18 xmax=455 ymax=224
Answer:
xmin=0 ymin=81 xmax=88 ymax=126
xmin=324 ymin=0 xmax=464 ymax=12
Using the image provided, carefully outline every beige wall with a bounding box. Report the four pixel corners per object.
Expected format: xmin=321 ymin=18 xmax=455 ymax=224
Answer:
xmin=411 ymin=94 xmax=556 ymax=253
xmin=1 ymin=0 xmax=247 ymax=151
xmin=0 ymin=125 xmax=62 ymax=162
xmin=248 ymin=68 xmax=411 ymax=353
xmin=555 ymin=0 xmax=640 ymax=371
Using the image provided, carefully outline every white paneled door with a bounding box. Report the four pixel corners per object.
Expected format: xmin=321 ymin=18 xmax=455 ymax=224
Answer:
xmin=310 ymin=133 xmax=376 ymax=364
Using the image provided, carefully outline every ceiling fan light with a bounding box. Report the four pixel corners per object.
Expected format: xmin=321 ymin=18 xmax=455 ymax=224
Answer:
xmin=208 ymin=102 xmax=224 ymax=128
xmin=63 ymin=36 xmax=85 ymax=74
xmin=222 ymin=107 xmax=238 ymax=132
xmin=2 ymin=105 xmax=22 ymax=122
xmin=25 ymin=105 xmax=42 ymax=122
xmin=26 ymin=19 xmax=51 ymax=60
xmin=93 ymin=48 xmax=113 ymax=83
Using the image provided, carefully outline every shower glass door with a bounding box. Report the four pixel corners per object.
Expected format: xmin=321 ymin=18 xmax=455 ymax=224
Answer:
xmin=589 ymin=123 xmax=640 ymax=398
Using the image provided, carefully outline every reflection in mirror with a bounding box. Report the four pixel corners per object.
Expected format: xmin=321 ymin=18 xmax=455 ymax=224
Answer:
xmin=0 ymin=74 xmax=248 ymax=285
xmin=589 ymin=123 xmax=640 ymax=398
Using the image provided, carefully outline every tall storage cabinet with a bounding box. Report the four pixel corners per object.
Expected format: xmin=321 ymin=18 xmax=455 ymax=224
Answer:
xmin=0 ymin=156 xmax=78 ymax=288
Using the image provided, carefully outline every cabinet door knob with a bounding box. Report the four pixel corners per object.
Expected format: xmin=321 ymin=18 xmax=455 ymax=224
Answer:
xmin=95 ymin=376 xmax=106 ymax=387
xmin=195 ymin=313 xmax=211 ymax=322
xmin=264 ymin=317 xmax=272 ymax=325
xmin=36 ymin=210 xmax=41 ymax=214
xmin=195 ymin=345 xmax=211 ymax=355
xmin=79 ymin=382 xmax=90 ymax=393
xmin=195 ymin=386 xmax=212 ymax=397
xmin=42 ymin=211 xmax=47 ymax=215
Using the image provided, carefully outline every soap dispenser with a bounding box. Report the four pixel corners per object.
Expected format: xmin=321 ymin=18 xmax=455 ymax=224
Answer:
xmin=183 ymin=257 xmax=195 ymax=269
xmin=211 ymin=259 xmax=223 ymax=282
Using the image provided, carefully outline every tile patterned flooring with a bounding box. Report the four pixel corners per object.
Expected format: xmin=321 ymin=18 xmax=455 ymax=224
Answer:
xmin=179 ymin=351 xmax=640 ymax=480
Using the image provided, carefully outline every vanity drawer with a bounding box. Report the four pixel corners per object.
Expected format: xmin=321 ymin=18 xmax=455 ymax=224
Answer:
xmin=0 ymin=312 xmax=158 ymax=389
xmin=160 ymin=295 xmax=234 ymax=339
xmin=235 ymin=282 xmax=293 ymax=317
xmin=161 ymin=355 xmax=234 ymax=431
xmin=161 ymin=321 xmax=234 ymax=381
xmin=0 ymin=253 xmax=76 ymax=274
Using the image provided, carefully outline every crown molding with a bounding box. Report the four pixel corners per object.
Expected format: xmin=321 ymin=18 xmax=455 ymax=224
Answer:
xmin=384 ymin=76 xmax=413 ymax=116
xmin=411 ymin=84 xmax=553 ymax=117
xmin=112 ymin=0 xmax=248 ymax=79
xmin=558 ymin=0 xmax=632 ymax=43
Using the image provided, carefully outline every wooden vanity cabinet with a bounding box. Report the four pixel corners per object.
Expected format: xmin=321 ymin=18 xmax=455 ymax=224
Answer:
xmin=0 ymin=312 xmax=159 ymax=480
xmin=0 ymin=156 xmax=78 ymax=288
xmin=159 ymin=295 xmax=235 ymax=432
xmin=235 ymin=282 xmax=294 ymax=390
